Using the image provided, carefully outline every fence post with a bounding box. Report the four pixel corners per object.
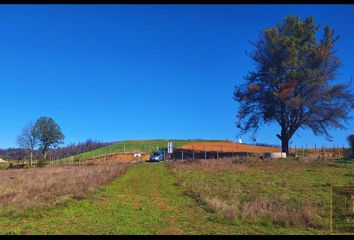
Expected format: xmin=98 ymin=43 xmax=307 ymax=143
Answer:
xmin=324 ymin=146 xmax=326 ymax=160
xmin=182 ymin=151 xmax=184 ymax=160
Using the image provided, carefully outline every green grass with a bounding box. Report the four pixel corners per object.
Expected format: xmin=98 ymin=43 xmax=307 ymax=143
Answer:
xmin=336 ymin=157 xmax=354 ymax=164
xmin=1 ymin=160 xmax=352 ymax=234
xmin=1 ymin=161 xmax=344 ymax=235
xmin=0 ymin=163 xmax=251 ymax=235
xmin=167 ymin=159 xmax=354 ymax=234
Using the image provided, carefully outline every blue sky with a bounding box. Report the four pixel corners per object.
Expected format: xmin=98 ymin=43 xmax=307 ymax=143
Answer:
xmin=0 ymin=4 xmax=353 ymax=148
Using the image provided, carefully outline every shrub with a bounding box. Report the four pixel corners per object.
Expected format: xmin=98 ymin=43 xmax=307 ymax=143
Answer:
xmin=73 ymin=156 xmax=81 ymax=163
xmin=23 ymin=163 xmax=31 ymax=169
xmin=36 ymin=160 xmax=47 ymax=168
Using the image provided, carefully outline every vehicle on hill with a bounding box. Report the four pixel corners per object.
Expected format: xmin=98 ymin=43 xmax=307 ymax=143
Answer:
xmin=149 ymin=151 xmax=165 ymax=162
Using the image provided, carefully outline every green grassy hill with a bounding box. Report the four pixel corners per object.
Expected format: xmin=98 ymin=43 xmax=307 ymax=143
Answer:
xmin=62 ymin=139 xmax=225 ymax=162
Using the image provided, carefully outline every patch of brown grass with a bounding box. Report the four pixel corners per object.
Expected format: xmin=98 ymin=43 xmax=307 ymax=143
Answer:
xmin=240 ymin=195 xmax=320 ymax=227
xmin=0 ymin=162 xmax=128 ymax=210
xmin=204 ymin=197 xmax=239 ymax=223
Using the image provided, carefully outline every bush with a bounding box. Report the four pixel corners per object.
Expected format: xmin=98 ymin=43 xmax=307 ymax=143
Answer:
xmin=347 ymin=135 xmax=354 ymax=157
xmin=36 ymin=160 xmax=47 ymax=168
xmin=73 ymin=156 xmax=81 ymax=163
xmin=23 ymin=163 xmax=31 ymax=169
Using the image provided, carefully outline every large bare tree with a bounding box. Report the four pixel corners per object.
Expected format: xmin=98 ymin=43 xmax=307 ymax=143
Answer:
xmin=234 ymin=16 xmax=354 ymax=153
xmin=17 ymin=122 xmax=38 ymax=166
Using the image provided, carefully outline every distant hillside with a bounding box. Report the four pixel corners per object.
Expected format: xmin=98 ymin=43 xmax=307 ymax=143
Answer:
xmin=62 ymin=139 xmax=226 ymax=161
xmin=0 ymin=139 xmax=111 ymax=161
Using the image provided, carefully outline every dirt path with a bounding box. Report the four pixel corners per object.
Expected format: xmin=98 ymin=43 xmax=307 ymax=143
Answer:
xmin=0 ymin=163 xmax=237 ymax=235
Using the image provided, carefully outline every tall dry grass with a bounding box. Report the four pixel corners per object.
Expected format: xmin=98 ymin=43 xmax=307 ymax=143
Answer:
xmin=0 ymin=162 xmax=128 ymax=210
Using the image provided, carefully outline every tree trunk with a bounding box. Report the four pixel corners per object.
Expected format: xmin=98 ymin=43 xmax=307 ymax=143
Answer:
xmin=30 ymin=151 xmax=33 ymax=166
xmin=281 ymin=136 xmax=289 ymax=154
xmin=277 ymin=129 xmax=290 ymax=154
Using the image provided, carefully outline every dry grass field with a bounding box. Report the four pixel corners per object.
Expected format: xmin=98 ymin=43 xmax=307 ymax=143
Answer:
xmin=0 ymin=162 xmax=128 ymax=211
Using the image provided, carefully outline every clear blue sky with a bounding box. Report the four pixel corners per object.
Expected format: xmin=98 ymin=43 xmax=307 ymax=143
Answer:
xmin=0 ymin=4 xmax=353 ymax=148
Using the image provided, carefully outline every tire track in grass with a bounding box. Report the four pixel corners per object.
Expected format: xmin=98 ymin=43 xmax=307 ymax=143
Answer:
xmin=0 ymin=163 xmax=237 ymax=234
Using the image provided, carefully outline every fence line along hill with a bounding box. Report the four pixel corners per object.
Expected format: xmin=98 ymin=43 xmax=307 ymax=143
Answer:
xmin=178 ymin=141 xmax=281 ymax=153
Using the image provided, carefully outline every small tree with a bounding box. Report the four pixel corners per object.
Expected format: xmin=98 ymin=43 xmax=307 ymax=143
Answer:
xmin=17 ymin=122 xmax=38 ymax=166
xmin=234 ymin=16 xmax=354 ymax=153
xmin=347 ymin=134 xmax=354 ymax=157
xmin=34 ymin=117 xmax=64 ymax=161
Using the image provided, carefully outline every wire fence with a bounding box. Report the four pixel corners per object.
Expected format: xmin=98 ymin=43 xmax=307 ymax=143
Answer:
xmin=0 ymin=152 xmax=148 ymax=170
xmin=171 ymin=144 xmax=352 ymax=161
xmin=0 ymin=143 xmax=351 ymax=170
xmin=288 ymin=145 xmax=351 ymax=160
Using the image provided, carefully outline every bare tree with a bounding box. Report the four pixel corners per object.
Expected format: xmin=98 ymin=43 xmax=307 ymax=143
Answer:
xmin=17 ymin=122 xmax=38 ymax=166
